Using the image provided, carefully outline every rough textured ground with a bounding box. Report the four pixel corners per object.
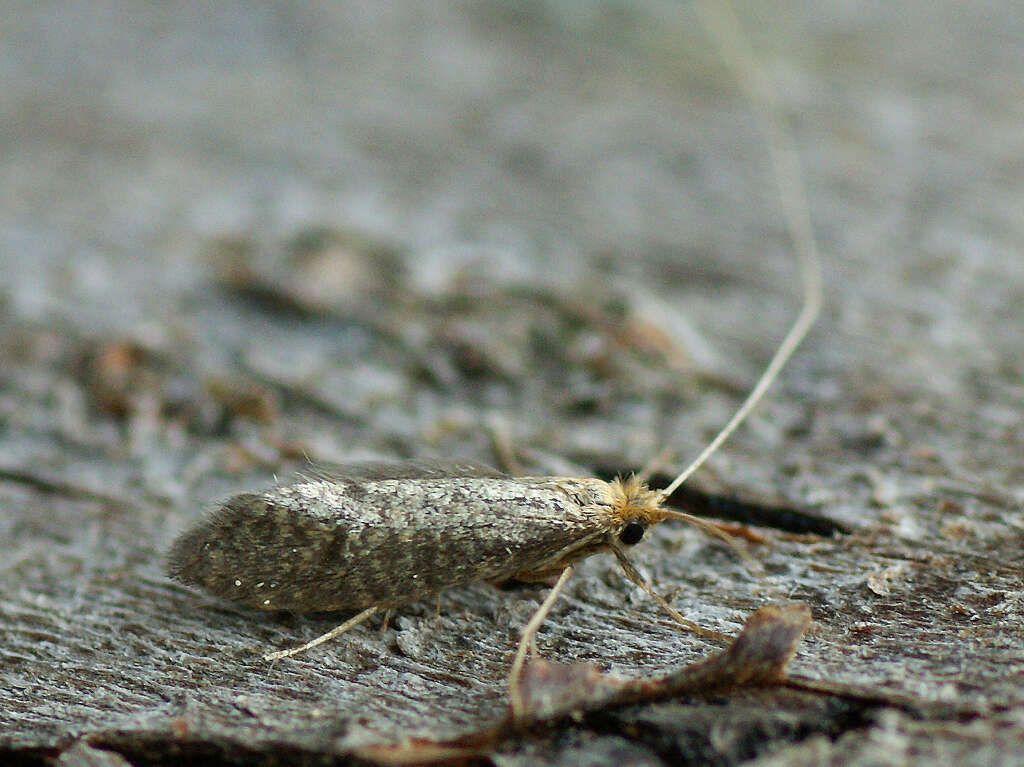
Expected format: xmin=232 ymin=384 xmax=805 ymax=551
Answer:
xmin=2 ymin=1 xmax=1022 ymax=765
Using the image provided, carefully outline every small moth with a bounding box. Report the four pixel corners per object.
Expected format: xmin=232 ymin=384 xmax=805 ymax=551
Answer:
xmin=167 ymin=459 xmax=739 ymax=717
xmin=168 ymin=461 xmax=726 ymax=650
xmin=169 ymin=462 xmax=661 ymax=614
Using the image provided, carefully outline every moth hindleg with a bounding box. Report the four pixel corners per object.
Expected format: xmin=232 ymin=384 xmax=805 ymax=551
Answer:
xmin=264 ymin=605 xmax=380 ymax=661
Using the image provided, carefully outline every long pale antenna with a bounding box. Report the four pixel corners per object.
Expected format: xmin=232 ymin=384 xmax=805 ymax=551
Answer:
xmin=659 ymin=0 xmax=824 ymax=501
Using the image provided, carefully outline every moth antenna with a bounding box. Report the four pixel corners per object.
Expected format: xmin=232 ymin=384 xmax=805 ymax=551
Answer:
xmin=658 ymin=508 xmax=761 ymax=572
xmin=611 ymin=547 xmax=730 ymax=641
xmin=659 ymin=0 xmax=823 ymax=502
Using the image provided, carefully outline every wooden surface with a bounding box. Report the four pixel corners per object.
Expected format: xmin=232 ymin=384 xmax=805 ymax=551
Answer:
xmin=2 ymin=2 xmax=1022 ymax=765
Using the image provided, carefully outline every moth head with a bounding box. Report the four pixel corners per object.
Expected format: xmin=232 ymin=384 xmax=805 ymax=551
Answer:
xmin=606 ymin=475 xmax=666 ymax=547
xmin=608 ymin=475 xmax=750 ymax=561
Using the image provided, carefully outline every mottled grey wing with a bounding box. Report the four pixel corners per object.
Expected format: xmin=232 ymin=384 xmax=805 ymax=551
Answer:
xmin=167 ymin=475 xmax=611 ymax=613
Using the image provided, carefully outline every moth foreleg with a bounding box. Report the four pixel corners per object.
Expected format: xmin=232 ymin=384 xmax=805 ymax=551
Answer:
xmin=611 ymin=547 xmax=732 ymax=642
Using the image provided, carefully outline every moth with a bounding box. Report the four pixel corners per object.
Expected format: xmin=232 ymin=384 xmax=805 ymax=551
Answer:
xmin=167 ymin=459 xmax=735 ymax=715
xmin=168 ymin=462 xmax=726 ymax=626
xmin=168 ymin=462 xmax=669 ymax=615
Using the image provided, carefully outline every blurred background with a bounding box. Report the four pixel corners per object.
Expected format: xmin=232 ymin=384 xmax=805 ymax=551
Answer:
xmin=5 ymin=0 xmax=1019 ymax=484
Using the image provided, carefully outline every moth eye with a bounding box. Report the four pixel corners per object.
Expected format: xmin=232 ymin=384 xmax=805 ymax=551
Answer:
xmin=618 ymin=521 xmax=646 ymax=546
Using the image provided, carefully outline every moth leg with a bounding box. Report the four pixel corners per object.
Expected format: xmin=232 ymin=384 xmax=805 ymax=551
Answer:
xmin=508 ymin=565 xmax=575 ymax=721
xmin=521 ymin=570 xmax=568 ymax=654
xmin=264 ymin=605 xmax=380 ymax=661
xmin=611 ymin=547 xmax=732 ymax=642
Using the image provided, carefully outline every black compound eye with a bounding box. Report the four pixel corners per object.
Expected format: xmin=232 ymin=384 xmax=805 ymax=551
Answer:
xmin=618 ymin=521 xmax=646 ymax=546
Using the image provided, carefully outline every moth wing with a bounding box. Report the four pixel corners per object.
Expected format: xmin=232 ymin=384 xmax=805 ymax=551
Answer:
xmin=302 ymin=458 xmax=508 ymax=484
